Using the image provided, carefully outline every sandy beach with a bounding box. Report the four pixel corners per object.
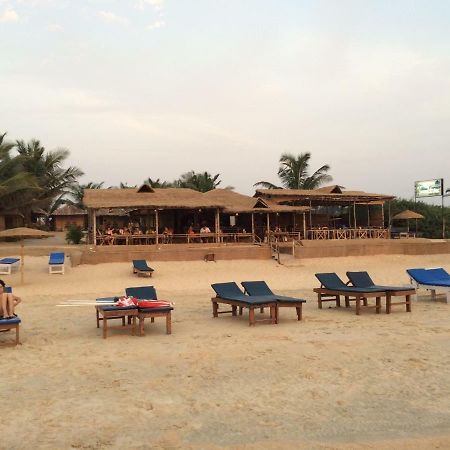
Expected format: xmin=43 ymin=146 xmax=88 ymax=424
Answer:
xmin=1 ymin=253 xmax=450 ymax=449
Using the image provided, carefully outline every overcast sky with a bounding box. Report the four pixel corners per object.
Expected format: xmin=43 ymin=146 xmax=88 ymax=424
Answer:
xmin=1 ymin=0 xmax=449 ymax=199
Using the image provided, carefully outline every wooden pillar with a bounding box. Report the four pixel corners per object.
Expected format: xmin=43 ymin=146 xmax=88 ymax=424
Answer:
xmin=353 ymin=202 xmax=357 ymax=228
xmin=303 ymin=212 xmax=306 ymax=240
xmin=93 ymin=209 xmax=97 ymax=246
xmin=367 ymin=205 xmax=370 ymax=227
xmin=266 ymin=212 xmax=270 ymax=241
xmin=251 ymin=213 xmax=255 ymax=242
xmin=309 ymin=200 xmax=312 ymax=228
xmin=388 ymin=201 xmax=391 ymax=231
xmin=215 ymin=208 xmax=220 ymax=243
xmin=293 ymin=213 xmax=296 ymax=233
xmin=155 ymin=210 xmax=159 ymax=245
xmin=381 ymin=203 xmax=385 ymax=228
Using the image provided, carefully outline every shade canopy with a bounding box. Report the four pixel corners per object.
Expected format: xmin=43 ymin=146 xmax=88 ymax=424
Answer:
xmin=0 ymin=227 xmax=54 ymax=284
xmin=392 ymin=210 xmax=424 ymax=220
xmin=0 ymin=227 xmax=53 ymax=239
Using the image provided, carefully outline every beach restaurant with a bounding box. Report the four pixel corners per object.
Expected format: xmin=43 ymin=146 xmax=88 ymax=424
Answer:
xmin=83 ymin=184 xmax=395 ymax=245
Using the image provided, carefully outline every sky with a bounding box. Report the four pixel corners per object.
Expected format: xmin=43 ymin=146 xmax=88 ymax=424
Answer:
xmin=1 ymin=0 xmax=450 ymax=200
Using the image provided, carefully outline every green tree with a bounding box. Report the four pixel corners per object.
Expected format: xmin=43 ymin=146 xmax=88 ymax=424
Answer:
xmin=144 ymin=178 xmax=173 ymax=188
xmin=175 ymin=170 xmax=223 ymax=192
xmin=68 ymin=181 xmax=104 ymax=209
xmin=254 ymin=152 xmax=332 ymax=189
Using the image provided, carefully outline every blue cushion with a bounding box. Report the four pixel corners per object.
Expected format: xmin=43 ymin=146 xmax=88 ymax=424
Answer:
xmin=138 ymin=307 xmax=174 ymax=313
xmin=133 ymin=260 xmax=154 ymax=272
xmin=97 ymin=305 xmax=137 ymax=312
xmin=49 ymin=252 xmax=65 ymax=265
xmin=0 ymin=317 xmax=21 ymax=325
xmin=0 ymin=258 xmax=19 ymax=264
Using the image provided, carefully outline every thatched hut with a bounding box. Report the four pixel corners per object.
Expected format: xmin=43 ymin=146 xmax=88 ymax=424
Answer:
xmin=51 ymin=205 xmax=87 ymax=231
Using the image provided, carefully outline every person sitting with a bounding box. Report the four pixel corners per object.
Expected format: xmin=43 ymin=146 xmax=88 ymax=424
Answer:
xmin=200 ymin=225 xmax=211 ymax=243
xmin=0 ymin=279 xmax=21 ymax=319
xmin=104 ymin=226 xmax=114 ymax=245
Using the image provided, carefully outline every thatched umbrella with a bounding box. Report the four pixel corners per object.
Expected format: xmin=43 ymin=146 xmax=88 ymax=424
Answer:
xmin=0 ymin=227 xmax=54 ymax=284
xmin=392 ymin=210 xmax=424 ymax=233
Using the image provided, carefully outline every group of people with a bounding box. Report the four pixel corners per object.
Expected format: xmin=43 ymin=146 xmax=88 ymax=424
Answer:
xmin=0 ymin=279 xmax=21 ymax=320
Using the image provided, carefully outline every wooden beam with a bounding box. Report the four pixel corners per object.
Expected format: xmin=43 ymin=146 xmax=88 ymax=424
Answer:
xmin=93 ymin=209 xmax=97 ymax=246
xmin=155 ymin=210 xmax=159 ymax=245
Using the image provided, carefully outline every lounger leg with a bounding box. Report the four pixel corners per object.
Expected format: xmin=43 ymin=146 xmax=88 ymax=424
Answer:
xmin=386 ymin=293 xmax=391 ymax=314
xmin=431 ymin=289 xmax=436 ymax=301
xmin=406 ymin=295 xmax=411 ymax=312
xmin=260 ymin=307 xmax=264 ymax=313
xmin=317 ymin=293 xmax=322 ymax=309
xmin=345 ymin=296 xmax=349 ymax=308
xmin=376 ymin=297 xmax=381 ymax=314
xmin=131 ymin=316 xmax=136 ymax=336
xmin=336 ymin=295 xmax=341 ymax=307
xmin=355 ymin=296 xmax=361 ymax=315
xmin=363 ymin=297 xmax=368 ymax=307
xmin=139 ymin=317 xmax=145 ymax=336
xmin=249 ymin=307 xmax=255 ymax=326
xmin=151 ymin=317 xmax=155 ymax=323
xmin=296 ymin=305 xmax=302 ymax=321
xmin=212 ymin=301 xmax=218 ymax=318
xmin=122 ymin=316 xmax=126 ymax=326
xmin=96 ymin=309 xmax=100 ymax=328
xmin=166 ymin=313 xmax=172 ymax=334
xmin=239 ymin=306 xmax=243 ymax=315
xmin=103 ymin=317 xmax=107 ymax=339
xmin=232 ymin=305 xmax=237 ymax=316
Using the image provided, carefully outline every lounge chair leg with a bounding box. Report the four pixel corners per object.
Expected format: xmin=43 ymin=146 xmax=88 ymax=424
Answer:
xmin=336 ymin=295 xmax=341 ymax=307
xmin=431 ymin=289 xmax=436 ymax=300
xmin=166 ymin=313 xmax=172 ymax=334
xmin=260 ymin=307 xmax=264 ymax=313
xmin=296 ymin=305 xmax=302 ymax=321
xmin=132 ymin=316 xmax=136 ymax=336
xmin=96 ymin=309 xmax=100 ymax=328
xmin=249 ymin=307 xmax=255 ymax=326
xmin=363 ymin=297 xmax=368 ymax=307
xmin=151 ymin=317 xmax=155 ymax=323
xmin=406 ymin=295 xmax=411 ymax=312
xmin=376 ymin=297 xmax=381 ymax=314
xmin=317 ymin=293 xmax=322 ymax=309
xmin=239 ymin=306 xmax=243 ymax=315
xmin=355 ymin=297 xmax=361 ymax=315
xmin=212 ymin=301 xmax=218 ymax=318
xmin=270 ymin=305 xmax=277 ymax=324
xmin=232 ymin=305 xmax=237 ymax=316
xmin=139 ymin=317 xmax=144 ymax=336
xmin=345 ymin=296 xmax=350 ymax=308
xmin=386 ymin=293 xmax=391 ymax=314
xmin=122 ymin=317 xmax=126 ymax=326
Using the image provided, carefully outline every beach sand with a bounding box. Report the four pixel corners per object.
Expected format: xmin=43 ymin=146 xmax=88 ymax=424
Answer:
xmin=1 ymin=253 xmax=450 ymax=449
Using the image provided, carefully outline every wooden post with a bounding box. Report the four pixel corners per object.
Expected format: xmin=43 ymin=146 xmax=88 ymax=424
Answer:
xmin=251 ymin=213 xmax=255 ymax=242
xmin=215 ymin=208 xmax=220 ymax=243
xmin=266 ymin=212 xmax=270 ymax=242
xmin=309 ymin=200 xmax=312 ymax=229
xmin=367 ymin=205 xmax=370 ymax=227
xmin=381 ymin=203 xmax=385 ymax=228
xmin=93 ymin=209 xmax=97 ymax=246
xmin=155 ymin=209 xmax=159 ymax=244
xmin=353 ymin=202 xmax=357 ymax=228
xmin=303 ymin=212 xmax=306 ymax=240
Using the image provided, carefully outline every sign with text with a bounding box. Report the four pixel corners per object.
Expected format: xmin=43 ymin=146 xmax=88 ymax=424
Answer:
xmin=414 ymin=179 xmax=444 ymax=198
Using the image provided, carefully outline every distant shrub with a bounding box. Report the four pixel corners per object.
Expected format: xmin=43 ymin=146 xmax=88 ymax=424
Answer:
xmin=66 ymin=225 xmax=83 ymax=244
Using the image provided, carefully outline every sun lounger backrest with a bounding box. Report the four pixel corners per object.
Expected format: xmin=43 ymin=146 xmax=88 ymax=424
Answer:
xmin=346 ymin=271 xmax=375 ymax=288
xmin=49 ymin=252 xmax=65 ymax=264
xmin=133 ymin=260 xmax=154 ymax=272
xmin=211 ymin=282 xmax=245 ymax=298
xmin=315 ymin=273 xmax=348 ymax=290
xmin=241 ymin=281 xmax=274 ymax=296
xmin=407 ymin=268 xmax=449 ymax=284
xmin=125 ymin=286 xmax=157 ymax=300
xmin=426 ymin=268 xmax=450 ymax=280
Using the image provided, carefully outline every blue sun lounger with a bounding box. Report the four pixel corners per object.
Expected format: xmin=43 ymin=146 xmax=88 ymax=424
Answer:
xmin=346 ymin=271 xmax=415 ymax=313
xmin=211 ymin=282 xmax=277 ymax=326
xmin=132 ymin=260 xmax=154 ymax=277
xmin=241 ymin=280 xmax=306 ymax=321
xmin=0 ymin=258 xmax=20 ymax=275
xmin=125 ymin=286 xmax=173 ymax=335
xmin=407 ymin=268 xmax=450 ymax=303
xmin=48 ymin=252 xmax=65 ymax=274
xmin=0 ymin=316 xmax=21 ymax=346
xmin=314 ymin=272 xmax=387 ymax=315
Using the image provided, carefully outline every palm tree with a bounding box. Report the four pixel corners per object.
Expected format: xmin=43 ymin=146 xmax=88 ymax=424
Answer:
xmin=175 ymin=170 xmax=222 ymax=192
xmin=144 ymin=178 xmax=173 ymax=188
xmin=0 ymin=133 xmax=39 ymax=209
xmin=254 ymin=152 xmax=332 ymax=190
xmin=15 ymin=139 xmax=84 ymax=222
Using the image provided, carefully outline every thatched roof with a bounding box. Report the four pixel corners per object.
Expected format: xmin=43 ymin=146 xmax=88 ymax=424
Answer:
xmin=392 ymin=210 xmax=424 ymax=220
xmin=203 ymin=189 xmax=310 ymax=213
xmin=84 ymin=187 xmax=310 ymax=213
xmin=52 ymin=205 xmax=87 ymax=216
xmin=96 ymin=208 xmax=132 ymax=217
xmin=84 ymin=188 xmax=221 ymax=209
xmin=255 ymin=186 xmax=395 ymax=205
xmin=0 ymin=227 xmax=53 ymax=238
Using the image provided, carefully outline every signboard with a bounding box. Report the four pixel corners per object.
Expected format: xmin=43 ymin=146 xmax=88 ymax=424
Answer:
xmin=414 ymin=179 xmax=444 ymax=198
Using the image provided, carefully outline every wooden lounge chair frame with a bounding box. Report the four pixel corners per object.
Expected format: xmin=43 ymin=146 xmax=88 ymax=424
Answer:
xmin=0 ymin=319 xmax=20 ymax=346
xmin=95 ymin=305 xmax=137 ymax=339
xmin=211 ymin=296 xmax=277 ymax=326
